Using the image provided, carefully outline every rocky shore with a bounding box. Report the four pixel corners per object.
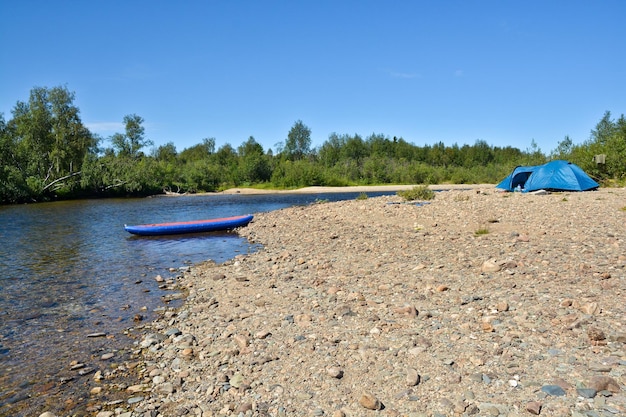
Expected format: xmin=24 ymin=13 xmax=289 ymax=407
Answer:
xmin=89 ymin=187 xmax=624 ymax=417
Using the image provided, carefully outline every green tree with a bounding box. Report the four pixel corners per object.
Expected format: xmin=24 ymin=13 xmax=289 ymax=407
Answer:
xmin=238 ymin=136 xmax=270 ymax=183
xmin=48 ymin=86 xmax=95 ymax=175
xmin=582 ymin=112 xmax=626 ymax=181
xmin=111 ymin=114 xmax=152 ymax=158
xmin=154 ymin=142 xmax=178 ymax=162
xmin=462 ymin=140 xmax=494 ymax=167
xmin=152 ymin=142 xmax=181 ymax=192
xmin=318 ymin=133 xmax=344 ymax=167
xmin=213 ymin=143 xmax=239 ymax=185
xmin=179 ymin=137 xmax=215 ymax=163
xmin=341 ymin=134 xmax=367 ymax=163
xmin=0 ymin=113 xmax=29 ymax=202
xmin=284 ymin=120 xmax=311 ymax=160
xmin=550 ymin=135 xmax=573 ymax=160
xmin=367 ymin=134 xmax=394 ymax=158
xmin=7 ymin=86 xmax=96 ymax=198
xmin=525 ymin=139 xmax=546 ymax=165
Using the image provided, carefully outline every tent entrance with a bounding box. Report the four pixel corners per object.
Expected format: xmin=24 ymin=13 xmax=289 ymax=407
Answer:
xmin=511 ymin=171 xmax=532 ymax=189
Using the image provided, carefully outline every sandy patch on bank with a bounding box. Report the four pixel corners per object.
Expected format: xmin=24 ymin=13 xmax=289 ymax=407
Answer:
xmin=219 ymin=184 xmax=494 ymax=195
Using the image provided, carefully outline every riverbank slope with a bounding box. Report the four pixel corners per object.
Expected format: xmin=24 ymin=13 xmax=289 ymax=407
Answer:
xmin=128 ymin=186 xmax=625 ymax=417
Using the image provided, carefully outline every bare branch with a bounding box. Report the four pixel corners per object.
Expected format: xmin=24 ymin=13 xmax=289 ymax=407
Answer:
xmin=41 ymin=171 xmax=82 ymax=192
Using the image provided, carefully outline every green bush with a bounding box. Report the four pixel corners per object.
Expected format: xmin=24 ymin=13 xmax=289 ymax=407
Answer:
xmin=397 ymin=185 xmax=435 ymax=201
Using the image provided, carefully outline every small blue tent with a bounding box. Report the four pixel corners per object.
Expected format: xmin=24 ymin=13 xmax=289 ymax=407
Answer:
xmin=496 ymin=160 xmax=599 ymax=192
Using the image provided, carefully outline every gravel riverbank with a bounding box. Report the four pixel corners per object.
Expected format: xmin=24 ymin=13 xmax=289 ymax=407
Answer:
xmin=89 ymin=187 xmax=624 ymax=417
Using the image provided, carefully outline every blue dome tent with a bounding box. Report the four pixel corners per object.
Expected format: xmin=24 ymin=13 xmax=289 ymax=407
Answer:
xmin=496 ymin=160 xmax=599 ymax=192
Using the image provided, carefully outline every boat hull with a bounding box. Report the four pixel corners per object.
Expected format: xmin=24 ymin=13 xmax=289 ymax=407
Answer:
xmin=124 ymin=214 xmax=253 ymax=236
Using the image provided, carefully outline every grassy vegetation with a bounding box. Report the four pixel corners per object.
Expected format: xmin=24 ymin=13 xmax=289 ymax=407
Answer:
xmin=397 ymin=185 xmax=436 ymax=201
xmin=474 ymin=226 xmax=490 ymax=236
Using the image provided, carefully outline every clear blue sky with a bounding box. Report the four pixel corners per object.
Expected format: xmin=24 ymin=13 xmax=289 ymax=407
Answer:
xmin=1 ymin=0 xmax=624 ymax=155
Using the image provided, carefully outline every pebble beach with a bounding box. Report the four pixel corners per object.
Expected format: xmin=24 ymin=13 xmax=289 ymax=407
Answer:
xmin=76 ymin=186 xmax=626 ymax=417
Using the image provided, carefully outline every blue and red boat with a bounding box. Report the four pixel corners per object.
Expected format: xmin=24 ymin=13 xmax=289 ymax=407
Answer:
xmin=124 ymin=214 xmax=253 ymax=236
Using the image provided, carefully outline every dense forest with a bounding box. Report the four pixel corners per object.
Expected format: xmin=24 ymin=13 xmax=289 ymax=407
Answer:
xmin=1 ymin=86 xmax=625 ymax=204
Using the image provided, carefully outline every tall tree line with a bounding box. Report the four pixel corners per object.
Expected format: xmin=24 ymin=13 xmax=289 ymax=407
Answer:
xmin=1 ymin=86 xmax=625 ymax=205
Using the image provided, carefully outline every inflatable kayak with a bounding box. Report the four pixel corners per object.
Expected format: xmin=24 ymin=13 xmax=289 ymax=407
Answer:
xmin=124 ymin=214 xmax=253 ymax=236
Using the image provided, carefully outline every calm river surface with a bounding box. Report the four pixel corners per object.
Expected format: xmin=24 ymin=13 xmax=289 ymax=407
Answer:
xmin=0 ymin=191 xmax=393 ymax=416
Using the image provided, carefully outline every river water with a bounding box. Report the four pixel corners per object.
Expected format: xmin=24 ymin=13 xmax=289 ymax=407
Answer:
xmin=0 ymin=191 xmax=393 ymax=416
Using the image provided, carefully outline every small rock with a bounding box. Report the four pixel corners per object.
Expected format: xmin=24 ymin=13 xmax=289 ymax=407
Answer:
xmin=587 ymin=327 xmax=606 ymax=342
xmin=406 ymin=368 xmax=420 ymax=386
xmin=70 ymin=363 xmax=86 ymax=370
xmin=394 ymin=305 xmax=418 ymax=317
xmin=165 ymin=327 xmax=182 ymax=337
xmin=481 ymin=322 xmax=495 ymax=332
xmin=481 ymin=405 xmax=499 ymax=416
xmin=236 ymin=402 xmax=253 ymax=413
xmin=526 ymin=401 xmax=542 ymax=415
xmin=126 ymin=384 xmax=148 ymax=394
xmin=552 ymin=377 xmax=571 ymax=391
xmin=212 ymin=273 xmax=226 ymax=280
xmin=326 ymin=366 xmax=344 ymax=379
xmin=481 ymin=259 xmax=502 ymax=273
xmin=255 ymin=330 xmax=272 ymax=339
xmin=496 ymin=301 xmax=509 ymax=312
xmin=233 ymin=334 xmax=249 ymax=350
xmin=359 ymin=392 xmax=382 ymax=410
xmin=453 ymin=399 xmax=467 ymax=413
xmin=541 ymin=385 xmax=566 ymax=396
xmin=576 ymin=388 xmax=597 ymax=398
xmin=580 ymin=302 xmax=599 ymax=315
xmin=140 ymin=333 xmax=164 ymax=348
xmin=230 ymin=373 xmax=244 ymax=388
xmin=155 ymin=382 xmax=174 ymax=395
